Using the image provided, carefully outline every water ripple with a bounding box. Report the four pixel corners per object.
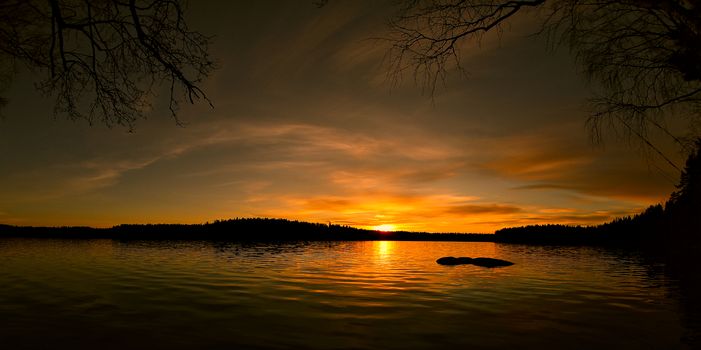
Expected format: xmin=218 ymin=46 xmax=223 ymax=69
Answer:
xmin=0 ymin=239 xmax=691 ymax=349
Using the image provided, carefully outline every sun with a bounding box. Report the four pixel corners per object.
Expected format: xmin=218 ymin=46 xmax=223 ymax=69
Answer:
xmin=372 ymin=224 xmax=397 ymax=232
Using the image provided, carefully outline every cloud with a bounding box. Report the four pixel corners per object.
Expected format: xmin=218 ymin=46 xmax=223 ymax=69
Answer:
xmin=241 ymin=191 xmax=524 ymax=232
xmin=472 ymin=126 xmax=675 ymax=205
xmin=444 ymin=204 xmax=522 ymax=215
xmin=241 ymin=188 xmax=640 ymax=233
xmin=28 ymin=119 xmax=657 ymax=232
xmin=476 ymin=131 xmax=595 ymax=180
xmin=0 ymin=1 xmax=680 ymax=232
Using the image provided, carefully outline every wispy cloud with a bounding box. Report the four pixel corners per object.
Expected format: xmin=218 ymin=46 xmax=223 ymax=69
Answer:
xmin=0 ymin=1 xmax=680 ymax=232
xmin=472 ymin=128 xmax=674 ymax=205
xmin=444 ymin=204 xmax=522 ymax=215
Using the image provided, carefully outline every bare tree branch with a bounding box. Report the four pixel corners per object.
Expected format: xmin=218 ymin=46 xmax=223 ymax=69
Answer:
xmin=386 ymin=0 xmax=544 ymax=93
xmin=388 ymin=0 xmax=701 ymax=165
xmin=0 ymin=0 xmax=214 ymax=129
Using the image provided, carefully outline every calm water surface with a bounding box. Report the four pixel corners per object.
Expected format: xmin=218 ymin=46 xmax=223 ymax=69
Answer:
xmin=0 ymin=239 xmax=692 ymax=349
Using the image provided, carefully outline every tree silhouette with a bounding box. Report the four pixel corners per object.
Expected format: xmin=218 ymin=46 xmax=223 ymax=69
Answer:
xmin=0 ymin=0 xmax=214 ymax=128
xmin=671 ymin=139 xmax=701 ymax=203
xmin=388 ymin=1 xmax=701 ymax=167
xmin=667 ymin=138 xmax=701 ymax=232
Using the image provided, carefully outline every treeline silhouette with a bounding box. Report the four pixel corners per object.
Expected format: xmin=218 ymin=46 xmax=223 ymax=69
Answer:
xmin=3 ymin=140 xmax=700 ymax=245
xmin=496 ymin=139 xmax=701 ymax=246
xmin=0 ymin=218 xmax=492 ymax=242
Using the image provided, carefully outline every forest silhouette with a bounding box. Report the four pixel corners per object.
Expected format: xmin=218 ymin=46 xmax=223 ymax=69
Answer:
xmin=2 ymin=2 xmax=701 ymax=349
xmin=2 ymin=139 xmax=699 ymax=245
xmin=1 ymin=1 xmax=699 ymax=249
xmin=495 ymin=138 xmax=701 ymax=246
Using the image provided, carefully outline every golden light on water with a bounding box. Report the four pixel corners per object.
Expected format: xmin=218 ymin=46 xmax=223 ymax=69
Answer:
xmin=375 ymin=240 xmax=395 ymax=259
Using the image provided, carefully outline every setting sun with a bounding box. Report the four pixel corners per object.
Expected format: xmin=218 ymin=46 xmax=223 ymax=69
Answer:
xmin=372 ymin=224 xmax=397 ymax=232
xmin=1 ymin=1 xmax=699 ymax=349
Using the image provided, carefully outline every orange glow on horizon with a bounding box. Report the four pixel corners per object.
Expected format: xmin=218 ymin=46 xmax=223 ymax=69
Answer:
xmin=372 ymin=224 xmax=397 ymax=232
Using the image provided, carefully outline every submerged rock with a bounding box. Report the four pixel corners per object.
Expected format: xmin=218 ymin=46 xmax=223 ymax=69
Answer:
xmin=436 ymin=256 xmax=513 ymax=268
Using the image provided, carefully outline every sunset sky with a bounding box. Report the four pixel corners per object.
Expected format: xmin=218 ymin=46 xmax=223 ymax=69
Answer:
xmin=0 ymin=1 xmax=686 ymax=233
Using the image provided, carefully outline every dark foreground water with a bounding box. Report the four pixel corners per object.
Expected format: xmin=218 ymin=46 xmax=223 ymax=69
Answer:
xmin=0 ymin=239 xmax=695 ymax=349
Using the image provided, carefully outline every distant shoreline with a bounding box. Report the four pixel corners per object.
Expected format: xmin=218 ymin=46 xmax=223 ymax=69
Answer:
xmin=0 ymin=218 xmax=494 ymax=242
xmin=3 ymin=217 xmax=691 ymax=247
xmin=3 ymin=143 xmax=699 ymax=247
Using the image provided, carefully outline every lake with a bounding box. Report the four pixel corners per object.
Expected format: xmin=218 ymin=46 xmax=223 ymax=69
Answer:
xmin=0 ymin=239 xmax=695 ymax=349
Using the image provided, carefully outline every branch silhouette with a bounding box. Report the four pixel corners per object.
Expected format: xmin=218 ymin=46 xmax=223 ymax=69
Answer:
xmin=387 ymin=0 xmax=701 ymax=162
xmin=0 ymin=0 xmax=214 ymax=128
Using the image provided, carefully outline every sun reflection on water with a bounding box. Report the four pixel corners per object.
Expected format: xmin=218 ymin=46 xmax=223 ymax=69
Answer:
xmin=375 ymin=240 xmax=395 ymax=259
xmin=0 ymin=239 xmax=688 ymax=349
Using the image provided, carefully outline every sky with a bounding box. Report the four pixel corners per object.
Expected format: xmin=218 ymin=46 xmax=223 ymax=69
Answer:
xmin=0 ymin=1 xmax=686 ymax=233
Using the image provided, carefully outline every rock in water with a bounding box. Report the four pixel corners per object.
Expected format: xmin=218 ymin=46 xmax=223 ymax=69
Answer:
xmin=470 ymin=257 xmax=514 ymax=267
xmin=436 ymin=256 xmax=513 ymax=268
xmin=436 ymin=257 xmax=465 ymax=265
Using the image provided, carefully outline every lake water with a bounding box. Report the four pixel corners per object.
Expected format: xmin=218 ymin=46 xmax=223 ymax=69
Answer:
xmin=0 ymin=239 xmax=695 ymax=349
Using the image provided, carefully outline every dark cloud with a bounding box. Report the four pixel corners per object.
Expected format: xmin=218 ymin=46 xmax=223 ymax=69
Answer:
xmin=0 ymin=1 xmax=680 ymax=231
xmin=443 ymin=204 xmax=523 ymax=215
